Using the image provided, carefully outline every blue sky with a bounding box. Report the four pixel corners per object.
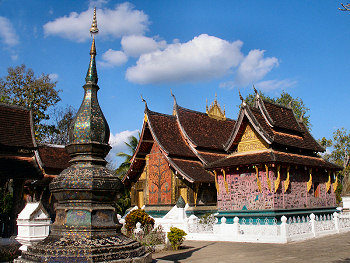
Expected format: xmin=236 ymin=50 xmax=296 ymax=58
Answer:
xmin=1 ymin=0 xmax=350 ymax=166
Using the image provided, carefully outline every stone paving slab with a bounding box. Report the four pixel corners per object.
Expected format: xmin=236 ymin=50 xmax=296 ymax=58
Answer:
xmin=153 ymin=232 xmax=350 ymax=263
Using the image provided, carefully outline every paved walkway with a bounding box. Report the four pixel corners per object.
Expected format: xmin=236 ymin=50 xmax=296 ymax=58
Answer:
xmin=153 ymin=232 xmax=350 ymax=263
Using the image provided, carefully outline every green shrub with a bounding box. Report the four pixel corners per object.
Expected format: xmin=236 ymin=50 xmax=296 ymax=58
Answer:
xmin=124 ymin=209 xmax=155 ymax=234
xmin=167 ymin=227 xmax=187 ymax=250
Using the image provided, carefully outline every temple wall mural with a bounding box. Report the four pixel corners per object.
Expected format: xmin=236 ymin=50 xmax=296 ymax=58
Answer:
xmin=217 ymin=167 xmax=336 ymax=211
xmin=148 ymin=143 xmax=172 ymax=205
xmin=217 ymin=169 xmax=274 ymax=211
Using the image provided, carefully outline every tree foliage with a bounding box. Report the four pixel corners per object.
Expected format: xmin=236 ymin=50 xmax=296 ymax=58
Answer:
xmin=320 ymin=128 xmax=350 ymax=195
xmin=115 ymin=133 xmax=140 ymax=178
xmin=44 ymin=105 xmax=76 ymax=145
xmin=245 ymin=91 xmax=311 ymax=129
xmin=0 ymin=65 xmax=61 ymax=142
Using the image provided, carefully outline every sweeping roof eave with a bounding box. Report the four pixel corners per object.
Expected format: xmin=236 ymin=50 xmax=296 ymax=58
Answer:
xmin=205 ymin=150 xmax=342 ymax=171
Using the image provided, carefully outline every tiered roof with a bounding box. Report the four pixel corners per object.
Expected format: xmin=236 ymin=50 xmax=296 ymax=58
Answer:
xmin=210 ymin=95 xmax=340 ymax=170
xmin=124 ymin=93 xmax=341 ymax=187
xmin=124 ymin=98 xmax=235 ymax=186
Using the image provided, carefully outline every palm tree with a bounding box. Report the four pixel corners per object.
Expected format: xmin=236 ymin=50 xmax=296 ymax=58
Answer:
xmin=115 ymin=133 xmax=140 ymax=178
xmin=114 ymin=133 xmax=139 ymax=216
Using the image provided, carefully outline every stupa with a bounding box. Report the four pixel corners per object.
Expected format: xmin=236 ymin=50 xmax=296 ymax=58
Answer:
xmin=15 ymin=8 xmax=151 ymax=263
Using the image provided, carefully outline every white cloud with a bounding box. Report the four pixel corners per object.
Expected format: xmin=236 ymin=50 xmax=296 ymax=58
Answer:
xmin=89 ymin=0 xmax=108 ymax=8
xmin=255 ymin=79 xmax=297 ymax=92
xmin=107 ymin=129 xmax=139 ymax=167
xmin=121 ymin=35 xmax=167 ymax=57
xmin=11 ymin=54 xmax=18 ymax=61
xmin=0 ymin=16 xmax=19 ymax=46
xmin=235 ymin=49 xmax=279 ymax=86
xmin=126 ymin=34 xmax=244 ymax=84
xmin=49 ymin=73 xmax=59 ymax=81
xmin=100 ymin=49 xmax=128 ymax=67
xmin=43 ymin=3 xmax=149 ymax=42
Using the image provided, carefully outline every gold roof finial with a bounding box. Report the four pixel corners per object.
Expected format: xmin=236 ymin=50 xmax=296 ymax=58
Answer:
xmin=90 ymin=7 xmax=99 ymax=35
xmin=207 ymin=94 xmax=226 ymax=120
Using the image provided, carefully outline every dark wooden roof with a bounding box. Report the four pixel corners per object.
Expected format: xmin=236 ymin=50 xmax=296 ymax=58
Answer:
xmin=147 ymin=110 xmax=195 ymax=158
xmin=0 ymin=103 xmax=36 ymax=149
xmin=258 ymin=100 xmax=303 ymax=133
xmin=176 ymin=105 xmax=235 ymax=150
xmin=206 ymin=149 xmax=342 ymax=170
xmin=169 ymin=158 xmax=214 ymax=183
xmin=37 ymin=144 xmax=70 ymax=171
xmin=123 ymin=106 xmax=216 ymax=185
xmin=225 ymin=99 xmax=325 ymax=153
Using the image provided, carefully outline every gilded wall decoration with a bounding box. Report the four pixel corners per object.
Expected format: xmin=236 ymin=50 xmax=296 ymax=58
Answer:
xmin=237 ymin=124 xmax=268 ymax=153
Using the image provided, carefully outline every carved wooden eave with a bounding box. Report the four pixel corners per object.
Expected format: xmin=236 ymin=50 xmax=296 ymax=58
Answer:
xmin=224 ymin=104 xmax=273 ymax=152
xmin=122 ymin=115 xmax=153 ymax=184
xmin=255 ymin=97 xmax=275 ymax=127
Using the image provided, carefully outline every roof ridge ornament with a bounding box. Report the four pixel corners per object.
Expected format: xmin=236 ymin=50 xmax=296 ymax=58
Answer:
xmin=170 ymin=89 xmax=177 ymax=116
xmin=253 ymin=85 xmax=259 ymax=107
xmin=206 ymin=93 xmax=226 ymax=121
xmin=239 ymin=90 xmax=246 ymax=106
xmin=141 ymin=94 xmax=148 ymax=108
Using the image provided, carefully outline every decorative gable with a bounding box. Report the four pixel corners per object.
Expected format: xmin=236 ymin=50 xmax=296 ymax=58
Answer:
xmin=237 ymin=124 xmax=268 ymax=153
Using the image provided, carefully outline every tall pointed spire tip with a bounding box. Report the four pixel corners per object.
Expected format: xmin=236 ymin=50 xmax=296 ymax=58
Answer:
xmin=90 ymin=7 xmax=99 ymax=35
xmin=86 ymin=7 xmax=99 ymax=84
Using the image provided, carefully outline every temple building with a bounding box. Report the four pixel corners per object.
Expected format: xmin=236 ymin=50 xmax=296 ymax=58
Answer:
xmin=0 ymin=103 xmax=70 ymax=236
xmin=123 ymin=94 xmax=235 ymax=216
xmin=207 ymin=93 xmax=341 ymax=219
xmin=124 ymin=91 xmax=341 ymax=218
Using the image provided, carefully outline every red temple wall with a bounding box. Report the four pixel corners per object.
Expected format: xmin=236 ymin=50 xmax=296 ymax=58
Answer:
xmin=217 ymin=167 xmax=336 ymax=211
xmin=217 ymin=168 xmax=274 ymax=211
xmin=148 ymin=143 xmax=172 ymax=205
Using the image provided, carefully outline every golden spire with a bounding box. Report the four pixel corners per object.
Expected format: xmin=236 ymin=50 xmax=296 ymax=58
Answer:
xmin=90 ymin=7 xmax=99 ymax=35
xmin=86 ymin=7 xmax=99 ymax=84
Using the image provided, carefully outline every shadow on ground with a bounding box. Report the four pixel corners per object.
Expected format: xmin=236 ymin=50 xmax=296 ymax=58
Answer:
xmin=152 ymin=243 xmax=214 ymax=263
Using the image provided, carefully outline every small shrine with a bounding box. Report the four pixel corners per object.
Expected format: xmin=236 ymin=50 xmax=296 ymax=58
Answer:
xmin=15 ymin=8 xmax=151 ymax=263
xmin=16 ymin=202 xmax=51 ymax=251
